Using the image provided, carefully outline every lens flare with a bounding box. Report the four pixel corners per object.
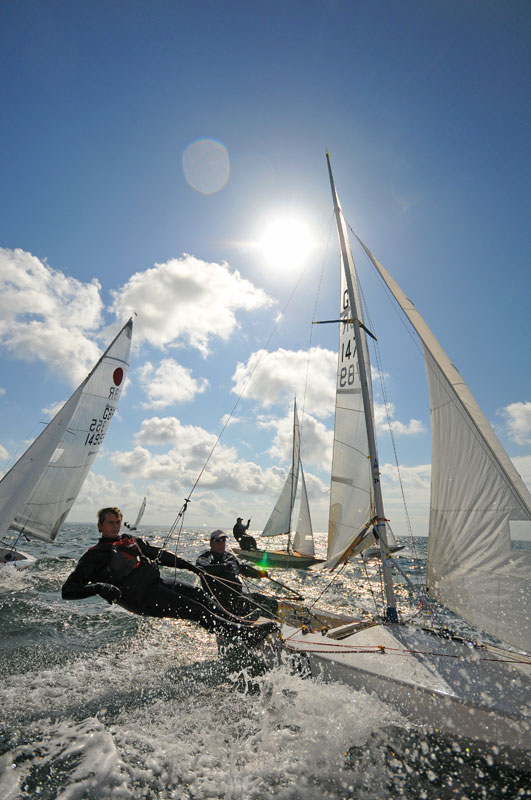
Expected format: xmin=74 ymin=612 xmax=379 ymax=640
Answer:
xmin=182 ymin=139 xmax=230 ymax=194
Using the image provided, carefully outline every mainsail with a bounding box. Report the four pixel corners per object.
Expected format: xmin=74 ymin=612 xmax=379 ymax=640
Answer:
xmin=325 ymin=183 xmax=377 ymax=569
xmin=262 ymin=399 xmax=302 ymax=542
xmin=292 ymin=463 xmax=315 ymax=557
xmin=0 ymin=319 xmax=133 ymax=543
xmin=261 ymin=398 xmax=318 ymax=558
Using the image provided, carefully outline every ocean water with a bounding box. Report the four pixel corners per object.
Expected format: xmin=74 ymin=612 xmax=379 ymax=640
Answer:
xmin=1 ymin=526 xmax=529 ymax=800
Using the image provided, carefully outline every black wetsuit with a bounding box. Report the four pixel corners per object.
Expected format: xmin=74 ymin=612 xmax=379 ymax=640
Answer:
xmin=196 ymin=549 xmax=278 ymax=619
xmin=232 ymin=521 xmax=257 ymax=550
xmin=62 ymin=534 xmax=275 ymax=640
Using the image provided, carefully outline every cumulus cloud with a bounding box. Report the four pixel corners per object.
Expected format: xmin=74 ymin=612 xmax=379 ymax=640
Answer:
xmin=0 ymin=248 xmax=104 ymax=383
xmin=374 ymin=402 xmax=425 ymax=436
xmin=111 ymin=254 xmax=273 ymax=353
xmin=500 ymin=401 xmax=531 ymax=445
xmin=0 ymin=443 xmax=9 ymax=460
xmin=232 ymin=347 xmax=337 ymax=417
xmin=110 ymin=413 xmax=293 ymax=499
xmin=260 ymin=408 xmax=333 ymax=470
xmin=138 ymin=359 xmax=209 ymax=409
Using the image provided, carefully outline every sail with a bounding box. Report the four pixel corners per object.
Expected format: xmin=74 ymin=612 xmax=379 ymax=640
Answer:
xmin=325 ymin=205 xmax=376 ymax=568
xmin=356 ymin=236 xmax=531 ymax=652
xmin=4 ymin=319 xmax=133 ymax=543
xmin=133 ymin=496 xmax=147 ymax=528
xmin=292 ymin=463 xmax=315 ymax=556
xmin=0 ymin=384 xmax=83 ymax=538
xmin=262 ymin=400 xmax=301 ymax=538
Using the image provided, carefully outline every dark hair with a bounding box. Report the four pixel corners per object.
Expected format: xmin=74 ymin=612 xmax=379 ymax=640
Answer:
xmin=97 ymin=507 xmax=123 ymax=525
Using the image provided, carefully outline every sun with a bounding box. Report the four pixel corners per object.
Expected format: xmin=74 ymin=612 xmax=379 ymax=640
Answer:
xmin=258 ymin=215 xmax=315 ymax=271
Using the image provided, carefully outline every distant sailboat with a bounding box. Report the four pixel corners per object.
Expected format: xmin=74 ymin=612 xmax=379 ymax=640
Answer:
xmin=272 ymin=155 xmax=531 ymax=754
xmin=235 ymin=399 xmax=324 ymax=569
xmin=0 ymin=319 xmax=133 ymax=569
xmin=124 ymin=496 xmax=147 ymax=530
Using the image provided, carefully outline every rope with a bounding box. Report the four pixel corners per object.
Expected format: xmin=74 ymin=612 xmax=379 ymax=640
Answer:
xmin=281 ymin=633 xmax=531 ymax=664
xmin=196 ymin=570 xmax=283 ymax=622
xmin=307 ymin=560 xmax=348 ymax=612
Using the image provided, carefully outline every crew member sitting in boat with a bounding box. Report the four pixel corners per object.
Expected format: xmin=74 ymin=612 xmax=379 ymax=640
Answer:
xmin=232 ymin=516 xmax=257 ymax=550
xmin=196 ymin=530 xmax=278 ymax=619
xmin=61 ymin=507 xmax=277 ymax=646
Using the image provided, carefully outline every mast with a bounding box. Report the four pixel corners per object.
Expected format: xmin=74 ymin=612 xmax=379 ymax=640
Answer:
xmin=286 ymin=397 xmax=298 ymax=554
xmin=326 ymin=153 xmax=398 ymax=622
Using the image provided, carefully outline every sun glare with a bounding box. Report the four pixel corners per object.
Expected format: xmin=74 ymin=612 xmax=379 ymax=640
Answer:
xmin=258 ymin=216 xmax=315 ymax=270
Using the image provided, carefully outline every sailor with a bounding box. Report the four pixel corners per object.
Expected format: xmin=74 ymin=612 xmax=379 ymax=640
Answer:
xmin=232 ymin=516 xmax=257 ymax=550
xmin=196 ymin=530 xmax=278 ymax=619
xmin=61 ymin=507 xmax=277 ymax=646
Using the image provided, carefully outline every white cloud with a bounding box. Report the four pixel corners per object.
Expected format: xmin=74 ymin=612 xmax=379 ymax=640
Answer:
xmin=138 ymin=359 xmax=209 ymax=409
xmin=374 ymin=402 xmax=425 ymax=436
xmin=0 ymin=248 xmax=104 ymax=383
xmin=111 ymin=254 xmax=273 ymax=353
xmin=0 ymin=443 xmax=9 ymax=460
xmin=0 ymin=388 xmax=5 ymax=396
xmin=500 ymin=401 xmax=531 ymax=445
xmin=232 ymin=346 xmax=337 ymax=417
xmin=71 ymin=470 xmax=140 ymax=524
xmin=260 ymin=408 xmax=333 ymax=470
xmin=220 ymin=413 xmax=240 ymax=427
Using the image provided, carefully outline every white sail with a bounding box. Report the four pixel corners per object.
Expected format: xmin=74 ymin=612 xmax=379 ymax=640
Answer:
xmin=0 ymin=385 xmax=83 ymax=537
xmin=3 ymin=319 xmax=133 ymax=543
xmin=292 ymin=463 xmax=315 ymax=556
xmin=275 ymin=157 xmax=531 ymax=755
xmin=132 ymin=496 xmax=147 ymax=529
xmin=325 ymin=198 xmax=377 ymax=568
xmin=262 ymin=400 xmax=301 ymax=538
xmin=356 ymin=236 xmax=531 ymax=652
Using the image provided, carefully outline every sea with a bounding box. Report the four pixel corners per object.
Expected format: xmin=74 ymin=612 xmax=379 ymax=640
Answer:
xmin=1 ymin=526 xmax=529 ymax=800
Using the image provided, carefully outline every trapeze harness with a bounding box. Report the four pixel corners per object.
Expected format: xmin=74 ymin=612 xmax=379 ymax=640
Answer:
xmin=89 ymin=535 xmax=160 ymax=595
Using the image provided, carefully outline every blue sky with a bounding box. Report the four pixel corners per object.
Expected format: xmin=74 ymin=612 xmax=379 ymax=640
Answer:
xmin=1 ymin=0 xmax=530 ymax=538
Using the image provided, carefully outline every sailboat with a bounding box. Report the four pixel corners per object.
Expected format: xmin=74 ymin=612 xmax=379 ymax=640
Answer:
xmin=273 ymin=155 xmax=531 ymax=754
xmin=124 ymin=496 xmax=147 ymax=530
xmin=235 ymin=399 xmax=324 ymax=569
xmin=0 ymin=319 xmax=133 ymax=570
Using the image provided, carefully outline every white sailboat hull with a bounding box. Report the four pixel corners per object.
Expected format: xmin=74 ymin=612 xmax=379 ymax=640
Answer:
xmin=0 ymin=546 xmax=37 ymax=570
xmin=280 ymin=619 xmax=531 ymax=753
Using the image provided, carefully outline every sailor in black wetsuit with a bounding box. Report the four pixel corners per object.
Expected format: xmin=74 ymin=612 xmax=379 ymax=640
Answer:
xmin=196 ymin=530 xmax=278 ymax=619
xmin=61 ymin=507 xmax=277 ymax=646
xmin=232 ymin=517 xmax=257 ymax=550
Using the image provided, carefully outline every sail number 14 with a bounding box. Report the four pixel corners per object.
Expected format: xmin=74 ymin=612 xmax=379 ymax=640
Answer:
xmin=84 ymin=406 xmax=115 ymax=446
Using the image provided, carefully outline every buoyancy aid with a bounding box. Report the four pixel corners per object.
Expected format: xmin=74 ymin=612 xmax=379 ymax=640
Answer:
xmin=91 ymin=535 xmax=159 ymax=587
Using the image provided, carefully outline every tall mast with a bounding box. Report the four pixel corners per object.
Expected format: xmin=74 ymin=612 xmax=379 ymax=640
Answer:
xmin=287 ymin=397 xmax=298 ymax=554
xmin=326 ymin=153 xmax=398 ymax=622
